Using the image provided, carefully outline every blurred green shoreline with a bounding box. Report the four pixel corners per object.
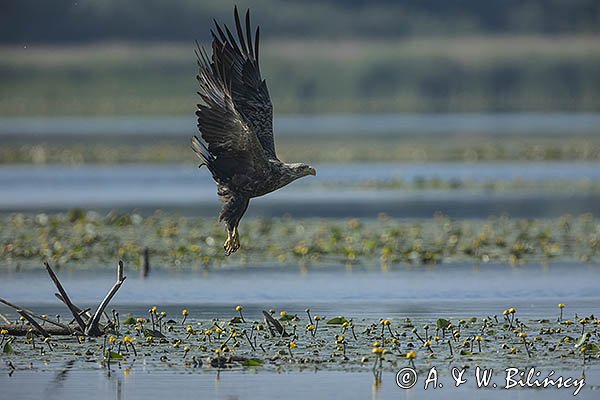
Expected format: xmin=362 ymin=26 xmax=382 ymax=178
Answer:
xmin=2 ymin=35 xmax=600 ymax=116
xmin=2 ymin=134 xmax=600 ymax=164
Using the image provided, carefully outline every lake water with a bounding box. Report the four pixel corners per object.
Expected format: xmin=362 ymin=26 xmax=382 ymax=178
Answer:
xmin=1 ymin=113 xmax=600 ymax=137
xmin=1 ymin=263 xmax=599 ymax=399
xmin=2 ymin=162 xmax=600 ymax=217
xmin=1 ymin=114 xmax=599 ymax=398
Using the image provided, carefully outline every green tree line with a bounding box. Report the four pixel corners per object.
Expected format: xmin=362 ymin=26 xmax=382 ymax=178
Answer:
xmin=1 ymin=0 xmax=599 ymax=43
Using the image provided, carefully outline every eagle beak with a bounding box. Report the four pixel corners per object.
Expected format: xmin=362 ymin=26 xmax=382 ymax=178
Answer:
xmin=308 ymin=167 xmax=317 ymax=176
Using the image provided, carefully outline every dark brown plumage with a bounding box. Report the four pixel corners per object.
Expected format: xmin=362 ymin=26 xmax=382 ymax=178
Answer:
xmin=191 ymin=7 xmax=316 ymax=255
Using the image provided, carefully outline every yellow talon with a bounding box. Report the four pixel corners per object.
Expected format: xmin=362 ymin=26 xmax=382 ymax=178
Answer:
xmin=223 ymin=227 xmax=240 ymax=256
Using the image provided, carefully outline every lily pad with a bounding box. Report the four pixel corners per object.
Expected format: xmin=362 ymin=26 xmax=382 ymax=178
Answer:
xmin=243 ymin=358 xmax=263 ymax=367
xmin=436 ymin=318 xmax=451 ymax=329
xmin=327 ymin=316 xmax=349 ymax=325
xmin=106 ymin=351 xmax=123 ymax=360
xmin=144 ymin=328 xmax=166 ymax=339
xmin=575 ymin=332 xmax=590 ymax=348
xmin=279 ymin=314 xmax=297 ymax=322
xmin=3 ymin=342 xmax=14 ymax=354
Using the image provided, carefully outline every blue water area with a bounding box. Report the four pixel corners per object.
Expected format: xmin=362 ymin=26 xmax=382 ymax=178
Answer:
xmin=1 ymin=162 xmax=600 ymax=217
xmin=1 ymin=263 xmax=598 ymax=399
xmin=1 ymin=262 xmax=599 ymax=400
xmin=1 ymin=263 xmax=598 ymax=319
xmin=1 ymin=113 xmax=599 ymax=137
xmin=1 ymin=368 xmax=597 ymax=400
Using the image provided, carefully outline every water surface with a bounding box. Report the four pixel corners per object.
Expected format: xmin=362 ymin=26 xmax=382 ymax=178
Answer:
xmin=2 ymin=162 xmax=600 ymax=217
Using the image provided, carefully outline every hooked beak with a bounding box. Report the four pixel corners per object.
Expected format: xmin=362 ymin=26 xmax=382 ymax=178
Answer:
xmin=308 ymin=167 xmax=317 ymax=176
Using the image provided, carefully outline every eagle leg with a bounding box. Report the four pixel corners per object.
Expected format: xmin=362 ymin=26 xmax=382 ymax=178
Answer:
xmin=224 ymin=226 xmax=240 ymax=256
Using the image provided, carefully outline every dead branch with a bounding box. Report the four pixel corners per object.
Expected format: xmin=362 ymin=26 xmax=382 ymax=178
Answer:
xmin=44 ymin=262 xmax=87 ymax=332
xmin=17 ymin=310 xmax=50 ymax=338
xmin=86 ymin=260 xmax=126 ymax=336
xmin=55 ymin=294 xmax=92 ymax=321
xmin=0 ymin=297 xmax=71 ymax=330
xmin=0 ymin=324 xmax=73 ymax=336
xmin=1 ymin=260 xmax=127 ymax=337
xmin=0 ymin=311 xmax=12 ymax=324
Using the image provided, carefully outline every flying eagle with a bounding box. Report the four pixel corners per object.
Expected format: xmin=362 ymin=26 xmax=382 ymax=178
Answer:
xmin=191 ymin=7 xmax=316 ymax=256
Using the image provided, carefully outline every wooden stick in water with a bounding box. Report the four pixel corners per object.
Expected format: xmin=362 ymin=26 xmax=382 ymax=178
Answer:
xmin=0 ymin=297 xmax=71 ymax=330
xmin=44 ymin=262 xmax=87 ymax=332
xmin=17 ymin=309 xmax=50 ymax=338
xmin=86 ymin=260 xmax=126 ymax=336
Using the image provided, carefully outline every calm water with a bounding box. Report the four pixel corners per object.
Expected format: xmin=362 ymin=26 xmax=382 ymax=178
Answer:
xmin=1 ymin=113 xmax=599 ymax=137
xmin=1 ymin=113 xmax=599 ymax=398
xmin=2 ymin=162 xmax=600 ymax=217
xmin=1 ymin=264 xmax=599 ymax=399
xmin=1 ymin=263 xmax=598 ymax=317
xmin=2 ymin=369 xmax=598 ymax=400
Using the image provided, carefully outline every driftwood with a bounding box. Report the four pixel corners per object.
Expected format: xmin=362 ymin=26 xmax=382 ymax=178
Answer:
xmin=0 ymin=324 xmax=73 ymax=336
xmin=0 ymin=260 xmax=127 ymax=337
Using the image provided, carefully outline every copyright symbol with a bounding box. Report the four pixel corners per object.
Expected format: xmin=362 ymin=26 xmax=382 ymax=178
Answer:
xmin=396 ymin=367 xmax=418 ymax=389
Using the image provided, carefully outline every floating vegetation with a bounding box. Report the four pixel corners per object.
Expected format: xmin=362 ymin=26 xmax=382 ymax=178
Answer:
xmin=0 ymin=304 xmax=598 ymax=375
xmin=0 ymin=211 xmax=599 ymax=270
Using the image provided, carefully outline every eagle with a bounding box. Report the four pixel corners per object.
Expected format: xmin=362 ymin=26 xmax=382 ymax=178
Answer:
xmin=191 ymin=7 xmax=316 ymax=256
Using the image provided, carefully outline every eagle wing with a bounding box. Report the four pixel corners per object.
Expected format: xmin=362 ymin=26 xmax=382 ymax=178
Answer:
xmin=211 ymin=7 xmax=277 ymax=160
xmin=194 ymin=42 xmax=270 ymax=187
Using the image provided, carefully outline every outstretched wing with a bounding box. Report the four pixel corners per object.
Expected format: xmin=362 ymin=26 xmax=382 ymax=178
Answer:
xmin=194 ymin=43 xmax=269 ymax=184
xmin=211 ymin=7 xmax=277 ymax=160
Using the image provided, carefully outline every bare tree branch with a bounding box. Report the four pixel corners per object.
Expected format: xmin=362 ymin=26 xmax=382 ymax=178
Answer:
xmin=17 ymin=309 xmax=50 ymax=338
xmin=0 ymin=297 xmax=71 ymax=330
xmin=85 ymin=260 xmax=126 ymax=336
xmin=44 ymin=262 xmax=86 ymax=332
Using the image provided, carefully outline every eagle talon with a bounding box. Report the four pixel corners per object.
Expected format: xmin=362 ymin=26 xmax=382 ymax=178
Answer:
xmin=223 ymin=227 xmax=240 ymax=256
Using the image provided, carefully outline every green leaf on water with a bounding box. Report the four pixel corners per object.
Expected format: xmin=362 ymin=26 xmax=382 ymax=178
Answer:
xmin=459 ymin=350 xmax=472 ymax=356
xmin=585 ymin=343 xmax=599 ymax=353
xmin=3 ymin=342 xmax=14 ymax=354
xmin=326 ymin=316 xmax=348 ymax=325
xmin=560 ymin=336 xmax=576 ymax=343
xmin=229 ymin=316 xmax=243 ymax=324
xmin=436 ymin=318 xmax=451 ymax=329
xmin=122 ymin=317 xmax=137 ymax=325
xmin=144 ymin=328 xmax=166 ymax=339
xmin=106 ymin=351 xmax=123 ymax=360
xmin=575 ymin=332 xmax=590 ymax=348
xmin=279 ymin=314 xmax=297 ymax=322
xmin=243 ymin=358 xmax=263 ymax=367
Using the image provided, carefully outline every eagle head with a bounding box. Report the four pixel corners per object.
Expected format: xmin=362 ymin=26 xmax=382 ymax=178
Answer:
xmin=289 ymin=163 xmax=317 ymax=178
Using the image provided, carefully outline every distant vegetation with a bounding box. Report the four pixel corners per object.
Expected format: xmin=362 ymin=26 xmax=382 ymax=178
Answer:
xmin=2 ymin=130 xmax=600 ymax=164
xmin=2 ymin=0 xmax=599 ymax=43
xmin=1 ymin=1 xmax=599 ymax=115
xmin=1 ymin=36 xmax=599 ymax=115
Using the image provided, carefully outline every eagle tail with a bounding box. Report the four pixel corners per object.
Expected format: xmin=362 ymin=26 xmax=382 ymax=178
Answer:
xmin=191 ymin=135 xmax=215 ymax=168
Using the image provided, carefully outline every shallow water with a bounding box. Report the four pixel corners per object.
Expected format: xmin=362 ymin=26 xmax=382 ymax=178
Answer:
xmin=1 ymin=263 xmax=598 ymax=399
xmin=1 ymin=263 xmax=598 ymax=318
xmin=2 ymin=113 xmax=599 ymax=137
xmin=2 ymin=369 xmax=598 ymax=400
xmin=2 ymin=162 xmax=600 ymax=217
